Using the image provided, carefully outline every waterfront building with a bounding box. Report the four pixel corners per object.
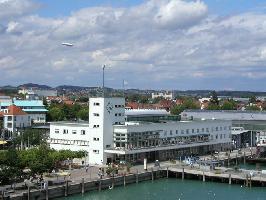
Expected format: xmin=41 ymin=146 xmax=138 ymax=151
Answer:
xmin=49 ymin=97 xmax=232 ymax=165
xmin=0 ymin=100 xmax=47 ymax=124
xmin=181 ymin=110 xmax=266 ymax=148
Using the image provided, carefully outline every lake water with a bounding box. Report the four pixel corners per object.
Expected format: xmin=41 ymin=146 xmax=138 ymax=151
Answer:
xmin=59 ymin=179 xmax=266 ymax=200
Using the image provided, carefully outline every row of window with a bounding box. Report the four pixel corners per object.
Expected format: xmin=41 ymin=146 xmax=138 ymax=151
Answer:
xmin=164 ymin=126 xmax=231 ymax=136
xmin=56 ymin=129 xmax=86 ymax=135
xmin=93 ymin=102 xmax=124 ymax=108
xmin=115 ymin=113 xmax=123 ymax=117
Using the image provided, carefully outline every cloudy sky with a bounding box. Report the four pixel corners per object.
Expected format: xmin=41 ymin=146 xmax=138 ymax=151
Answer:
xmin=1 ymin=0 xmax=266 ymax=91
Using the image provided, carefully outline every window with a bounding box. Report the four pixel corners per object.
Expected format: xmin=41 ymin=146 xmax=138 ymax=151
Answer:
xmin=220 ymin=134 xmax=222 ymax=139
xmin=176 ymin=130 xmax=178 ymax=134
xmin=106 ymin=145 xmax=111 ymax=148
xmin=93 ymin=125 xmax=99 ymax=128
xmin=220 ymin=127 xmax=222 ymax=131
xmin=192 ymin=129 xmax=194 ymax=133
xmin=224 ymin=126 xmax=227 ymax=130
xmin=216 ymin=127 xmax=218 ymax=131
xmin=93 ymin=150 xmax=99 ymax=154
xmin=14 ymin=116 xmax=16 ymax=121
xmin=206 ymin=128 xmax=209 ymax=132
xmin=63 ymin=129 xmax=68 ymax=134
xmin=93 ymin=137 xmax=99 ymax=141
xmin=55 ymin=129 xmax=59 ymax=134
xmin=186 ymin=129 xmax=189 ymax=134
xmin=7 ymin=123 xmax=12 ymax=128
xmin=197 ymin=129 xmax=199 ymax=133
xmin=181 ymin=130 xmax=184 ymax=134
xmin=93 ymin=113 xmax=99 ymax=117
xmin=170 ymin=130 xmax=172 ymax=135
xmin=202 ymin=128 xmax=204 ymax=132
xmin=72 ymin=130 xmax=77 ymax=134
xmin=7 ymin=116 xmax=12 ymax=121
xmin=93 ymin=102 xmax=100 ymax=106
xmin=81 ymin=130 xmax=86 ymax=135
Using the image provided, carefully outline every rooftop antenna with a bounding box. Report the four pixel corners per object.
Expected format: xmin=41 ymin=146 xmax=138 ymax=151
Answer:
xmin=102 ymin=64 xmax=106 ymax=98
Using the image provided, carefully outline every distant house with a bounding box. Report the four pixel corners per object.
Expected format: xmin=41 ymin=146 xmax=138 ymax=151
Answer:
xmin=151 ymin=91 xmax=173 ymax=99
xmin=3 ymin=105 xmax=31 ymax=134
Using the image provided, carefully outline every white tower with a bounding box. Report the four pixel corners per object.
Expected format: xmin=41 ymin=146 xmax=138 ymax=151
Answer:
xmin=89 ymin=97 xmax=125 ymax=165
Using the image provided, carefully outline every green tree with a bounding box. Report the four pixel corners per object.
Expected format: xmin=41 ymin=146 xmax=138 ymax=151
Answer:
xmin=170 ymin=98 xmax=199 ymax=115
xmin=48 ymin=107 xmax=65 ymax=121
xmin=249 ymin=95 xmax=257 ymax=104
xmin=207 ymin=103 xmax=220 ymax=110
xmin=246 ymin=105 xmax=260 ymax=111
xmin=77 ymin=108 xmax=89 ymax=120
xmin=209 ymin=91 xmax=219 ymax=105
xmin=221 ymin=100 xmax=237 ymax=110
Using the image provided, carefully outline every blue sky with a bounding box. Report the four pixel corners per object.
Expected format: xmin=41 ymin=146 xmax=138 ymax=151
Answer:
xmin=36 ymin=0 xmax=266 ymax=17
xmin=1 ymin=0 xmax=266 ymax=91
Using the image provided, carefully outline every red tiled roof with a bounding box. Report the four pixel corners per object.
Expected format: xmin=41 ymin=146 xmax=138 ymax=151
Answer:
xmin=4 ymin=105 xmax=27 ymax=115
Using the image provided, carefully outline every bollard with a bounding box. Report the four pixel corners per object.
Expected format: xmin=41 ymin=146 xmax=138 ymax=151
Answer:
xmin=112 ymin=177 xmax=115 ymax=189
xmin=45 ymin=181 xmax=49 ymax=200
xmin=166 ymin=167 xmax=169 ymax=179
xmin=182 ymin=168 xmax=184 ymax=180
xmin=229 ymin=174 xmax=231 ymax=185
xmin=65 ymin=181 xmax=68 ymax=197
xmin=203 ymin=171 xmax=205 ymax=182
xmin=136 ymin=170 xmax=139 ymax=184
xmin=124 ymin=174 xmax=126 ymax=187
xmin=99 ymin=179 xmax=102 ymax=191
xmin=27 ymin=186 xmax=30 ymax=200
xmin=81 ymin=178 xmax=84 ymax=195
xmin=151 ymin=168 xmax=154 ymax=181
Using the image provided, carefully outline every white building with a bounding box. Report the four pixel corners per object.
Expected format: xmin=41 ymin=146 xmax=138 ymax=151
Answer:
xmin=50 ymin=97 xmax=125 ymax=165
xmin=0 ymin=100 xmax=47 ymax=123
xmin=151 ymin=92 xmax=173 ymax=99
xmin=2 ymin=105 xmax=31 ymax=134
xmin=49 ymin=97 xmax=232 ymax=165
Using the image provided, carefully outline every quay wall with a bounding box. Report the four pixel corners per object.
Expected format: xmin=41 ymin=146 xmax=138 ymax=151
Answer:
xmin=10 ymin=171 xmax=164 ymax=200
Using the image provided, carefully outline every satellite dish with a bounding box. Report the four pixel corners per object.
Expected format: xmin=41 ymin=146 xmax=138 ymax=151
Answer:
xmin=61 ymin=42 xmax=74 ymax=47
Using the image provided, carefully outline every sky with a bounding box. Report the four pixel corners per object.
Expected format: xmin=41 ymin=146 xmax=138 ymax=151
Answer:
xmin=1 ymin=0 xmax=266 ymax=91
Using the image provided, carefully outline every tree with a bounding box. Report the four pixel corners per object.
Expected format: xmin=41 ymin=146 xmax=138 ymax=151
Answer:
xmin=170 ymin=98 xmax=199 ymax=115
xmin=221 ymin=100 xmax=237 ymax=110
xmin=246 ymin=105 xmax=260 ymax=111
xmin=48 ymin=107 xmax=65 ymax=121
xmin=77 ymin=108 xmax=89 ymax=120
xmin=207 ymin=104 xmax=220 ymax=110
xmin=209 ymin=91 xmax=219 ymax=105
xmin=249 ymin=95 xmax=257 ymax=104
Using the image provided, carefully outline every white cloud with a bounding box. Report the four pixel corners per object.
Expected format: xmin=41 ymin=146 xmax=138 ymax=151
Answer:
xmin=0 ymin=0 xmax=39 ymax=20
xmin=154 ymin=0 xmax=208 ymax=29
xmin=1 ymin=0 xmax=266 ymax=90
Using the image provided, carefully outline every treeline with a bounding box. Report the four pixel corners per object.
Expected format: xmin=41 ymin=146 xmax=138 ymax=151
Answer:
xmin=47 ymin=103 xmax=89 ymax=121
xmin=0 ymin=145 xmax=86 ymax=184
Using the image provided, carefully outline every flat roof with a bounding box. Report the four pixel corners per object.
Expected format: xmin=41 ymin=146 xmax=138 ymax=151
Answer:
xmin=125 ymin=109 xmax=170 ymax=116
xmin=49 ymin=121 xmax=90 ymax=126
xmin=184 ymin=109 xmax=266 ymax=114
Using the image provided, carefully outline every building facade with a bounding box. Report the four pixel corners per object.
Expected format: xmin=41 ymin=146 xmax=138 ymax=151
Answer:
xmin=49 ymin=97 xmax=232 ymax=165
xmin=0 ymin=100 xmax=47 ymax=123
xmin=2 ymin=105 xmax=31 ymax=134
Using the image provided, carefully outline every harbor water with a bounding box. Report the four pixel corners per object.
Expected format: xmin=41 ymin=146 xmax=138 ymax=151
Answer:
xmin=59 ymin=179 xmax=266 ymax=200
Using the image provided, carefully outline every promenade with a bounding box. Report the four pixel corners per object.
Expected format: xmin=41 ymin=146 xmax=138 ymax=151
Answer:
xmin=1 ymin=147 xmax=263 ymax=199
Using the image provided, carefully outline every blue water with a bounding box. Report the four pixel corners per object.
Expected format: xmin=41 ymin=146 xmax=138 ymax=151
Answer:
xmin=59 ymin=179 xmax=266 ymax=200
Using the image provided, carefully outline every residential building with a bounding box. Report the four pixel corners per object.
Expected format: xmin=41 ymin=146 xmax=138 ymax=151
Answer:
xmin=49 ymin=97 xmax=232 ymax=165
xmin=2 ymin=105 xmax=31 ymax=135
xmin=0 ymin=100 xmax=48 ymax=123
